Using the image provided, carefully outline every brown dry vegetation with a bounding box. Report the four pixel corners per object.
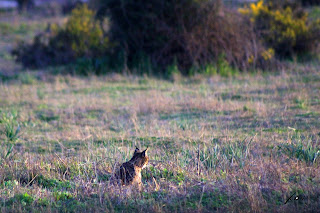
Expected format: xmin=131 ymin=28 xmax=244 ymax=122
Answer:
xmin=0 ymin=67 xmax=320 ymax=212
xmin=0 ymin=10 xmax=320 ymax=213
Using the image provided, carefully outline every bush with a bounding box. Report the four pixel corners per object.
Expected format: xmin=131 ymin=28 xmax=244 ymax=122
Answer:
xmin=12 ymin=4 xmax=111 ymax=70
xmin=101 ymin=0 xmax=271 ymax=74
xmin=16 ymin=0 xmax=34 ymax=12
xmin=299 ymin=0 xmax=320 ymax=6
xmin=239 ymin=0 xmax=320 ymax=59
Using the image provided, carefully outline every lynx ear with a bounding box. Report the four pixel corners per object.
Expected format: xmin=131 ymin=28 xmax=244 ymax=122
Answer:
xmin=134 ymin=147 xmax=140 ymax=154
xmin=141 ymin=148 xmax=148 ymax=157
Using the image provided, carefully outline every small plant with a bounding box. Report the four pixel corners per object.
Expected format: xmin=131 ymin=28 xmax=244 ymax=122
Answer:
xmin=203 ymin=63 xmax=217 ymax=76
xmin=0 ymin=111 xmax=21 ymax=159
xmin=1 ymin=180 xmax=19 ymax=189
xmin=279 ymin=133 xmax=320 ymax=164
xmin=216 ymin=55 xmax=239 ymax=77
xmin=53 ymin=191 xmax=73 ymax=201
xmin=18 ymin=73 xmax=37 ymax=85
xmin=294 ymin=98 xmax=308 ymax=110
xmin=222 ymin=138 xmax=253 ymax=168
xmin=6 ymin=193 xmax=34 ymax=206
xmin=36 ymin=175 xmax=73 ymax=189
xmin=0 ymin=23 xmax=14 ymax=36
xmin=196 ymin=138 xmax=253 ymax=172
xmin=145 ymin=166 xmax=185 ymax=185
xmin=37 ymin=88 xmax=45 ymax=100
xmin=167 ymin=60 xmax=182 ymax=81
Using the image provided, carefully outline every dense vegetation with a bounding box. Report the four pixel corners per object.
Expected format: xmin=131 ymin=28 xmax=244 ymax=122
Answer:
xmin=11 ymin=0 xmax=320 ymax=75
xmin=102 ymin=0 xmax=271 ymax=74
xmin=240 ymin=0 xmax=320 ymax=59
xmin=0 ymin=1 xmax=320 ymax=212
xmin=12 ymin=5 xmax=111 ymax=71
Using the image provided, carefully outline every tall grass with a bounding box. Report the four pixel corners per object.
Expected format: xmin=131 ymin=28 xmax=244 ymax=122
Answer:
xmin=279 ymin=132 xmax=320 ymax=165
xmin=0 ymin=111 xmax=21 ymax=159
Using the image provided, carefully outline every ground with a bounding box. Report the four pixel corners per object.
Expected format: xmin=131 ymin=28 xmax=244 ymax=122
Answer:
xmin=0 ymin=11 xmax=320 ymax=213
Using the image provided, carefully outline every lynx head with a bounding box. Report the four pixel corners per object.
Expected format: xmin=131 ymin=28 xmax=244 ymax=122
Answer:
xmin=129 ymin=147 xmax=149 ymax=169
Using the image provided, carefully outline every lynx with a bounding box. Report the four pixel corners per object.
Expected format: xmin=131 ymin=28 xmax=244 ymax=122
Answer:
xmin=115 ymin=147 xmax=149 ymax=189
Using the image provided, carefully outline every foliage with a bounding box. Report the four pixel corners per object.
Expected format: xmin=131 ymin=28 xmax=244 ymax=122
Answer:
xmin=102 ymin=0 xmax=271 ymax=74
xmin=65 ymin=4 xmax=108 ymax=57
xmin=0 ymin=70 xmax=319 ymax=212
xmin=6 ymin=193 xmax=34 ymax=206
xmin=0 ymin=111 xmax=21 ymax=159
xmin=299 ymin=0 xmax=320 ymax=6
xmin=12 ymin=4 xmax=111 ymax=71
xmin=239 ymin=0 xmax=320 ymax=59
xmin=16 ymin=0 xmax=34 ymax=12
xmin=279 ymin=133 xmax=320 ymax=164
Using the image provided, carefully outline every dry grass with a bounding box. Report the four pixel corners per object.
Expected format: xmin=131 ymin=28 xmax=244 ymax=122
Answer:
xmin=0 ymin=11 xmax=320 ymax=213
xmin=0 ymin=67 xmax=319 ymax=212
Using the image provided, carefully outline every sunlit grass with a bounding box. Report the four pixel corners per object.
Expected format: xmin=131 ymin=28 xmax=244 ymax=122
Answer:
xmin=0 ymin=68 xmax=319 ymax=212
xmin=0 ymin=12 xmax=320 ymax=213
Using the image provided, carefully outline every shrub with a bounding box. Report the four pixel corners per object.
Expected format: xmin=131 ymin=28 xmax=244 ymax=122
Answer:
xmin=239 ymin=0 xmax=320 ymax=59
xmin=101 ymin=0 xmax=271 ymax=74
xmin=65 ymin=4 xmax=108 ymax=57
xmin=12 ymin=4 xmax=111 ymax=70
xmin=16 ymin=0 xmax=34 ymax=12
xmin=0 ymin=111 xmax=21 ymax=159
xmin=299 ymin=0 xmax=320 ymax=6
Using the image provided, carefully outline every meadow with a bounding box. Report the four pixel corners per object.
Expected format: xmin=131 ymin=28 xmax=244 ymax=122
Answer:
xmin=0 ymin=11 xmax=320 ymax=213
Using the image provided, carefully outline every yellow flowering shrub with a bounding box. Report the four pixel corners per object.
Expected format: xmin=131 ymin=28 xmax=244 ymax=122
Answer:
xmin=239 ymin=0 xmax=320 ymax=58
xmin=65 ymin=4 xmax=108 ymax=57
xmin=261 ymin=48 xmax=275 ymax=61
xmin=13 ymin=4 xmax=111 ymax=69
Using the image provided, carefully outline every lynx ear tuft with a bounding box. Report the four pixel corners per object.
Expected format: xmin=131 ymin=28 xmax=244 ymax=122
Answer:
xmin=134 ymin=147 xmax=140 ymax=154
xmin=142 ymin=148 xmax=148 ymax=157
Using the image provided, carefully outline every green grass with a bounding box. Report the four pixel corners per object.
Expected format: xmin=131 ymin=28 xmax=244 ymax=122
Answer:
xmin=278 ymin=133 xmax=320 ymax=164
xmin=0 ymin=73 xmax=319 ymax=213
xmin=0 ymin=11 xmax=320 ymax=213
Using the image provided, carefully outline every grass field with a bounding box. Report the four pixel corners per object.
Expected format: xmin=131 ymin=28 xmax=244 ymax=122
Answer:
xmin=0 ymin=12 xmax=320 ymax=213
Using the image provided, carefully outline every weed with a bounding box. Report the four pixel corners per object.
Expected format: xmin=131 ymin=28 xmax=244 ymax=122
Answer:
xmin=36 ymin=175 xmax=73 ymax=190
xmin=145 ymin=166 xmax=185 ymax=185
xmin=296 ymin=112 xmax=319 ymax=118
xmin=199 ymin=138 xmax=253 ymax=170
xmin=203 ymin=63 xmax=217 ymax=76
xmin=167 ymin=60 xmax=182 ymax=81
xmin=53 ymin=191 xmax=73 ymax=201
xmin=1 ymin=180 xmax=19 ymax=189
xmin=294 ymin=98 xmax=308 ymax=110
xmin=0 ymin=111 xmax=21 ymax=159
xmin=18 ymin=73 xmax=37 ymax=85
xmin=37 ymin=88 xmax=45 ymax=100
xmin=37 ymin=110 xmax=60 ymax=122
xmin=5 ymin=193 xmax=34 ymax=206
xmin=217 ymin=55 xmax=239 ymax=77
xmin=37 ymin=198 xmax=50 ymax=207
xmin=279 ymin=133 xmax=320 ymax=164
xmin=0 ymin=23 xmax=14 ymax=36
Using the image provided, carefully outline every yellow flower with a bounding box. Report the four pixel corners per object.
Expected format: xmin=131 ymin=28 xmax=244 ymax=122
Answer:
xmin=248 ymin=55 xmax=254 ymax=64
xmin=261 ymin=48 xmax=274 ymax=61
xmin=249 ymin=0 xmax=264 ymax=16
xmin=238 ymin=7 xmax=250 ymax=16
